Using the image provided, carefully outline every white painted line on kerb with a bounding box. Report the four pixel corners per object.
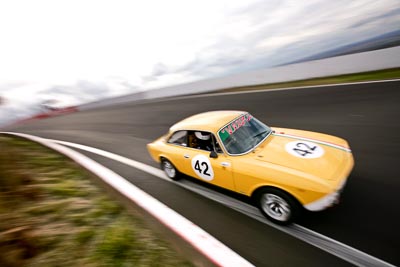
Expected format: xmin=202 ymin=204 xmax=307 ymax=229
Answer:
xmin=46 ymin=137 xmax=397 ymax=267
xmin=2 ymin=132 xmax=254 ymax=267
xmin=32 ymin=136 xmax=396 ymax=267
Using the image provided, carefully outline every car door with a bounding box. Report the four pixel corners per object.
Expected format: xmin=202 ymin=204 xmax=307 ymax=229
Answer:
xmin=182 ymin=131 xmax=235 ymax=191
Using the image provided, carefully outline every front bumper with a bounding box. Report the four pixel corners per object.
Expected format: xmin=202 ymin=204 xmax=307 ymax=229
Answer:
xmin=303 ymin=178 xmax=348 ymax=211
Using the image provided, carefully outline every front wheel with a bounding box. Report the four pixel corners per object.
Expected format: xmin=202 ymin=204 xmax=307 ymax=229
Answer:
xmin=256 ymin=188 xmax=301 ymax=225
xmin=161 ymin=159 xmax=180 ymax=181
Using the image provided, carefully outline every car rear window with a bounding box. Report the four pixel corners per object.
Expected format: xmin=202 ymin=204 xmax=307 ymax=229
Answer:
xmin=168 ymin=130 xmax=187 ymax=146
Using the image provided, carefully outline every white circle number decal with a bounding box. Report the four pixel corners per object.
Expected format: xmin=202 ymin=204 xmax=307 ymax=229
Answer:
xmin=285 ymin=141 xmax=324 ymax=159
xmin=191 ymin=155 xmax=214 ymax=181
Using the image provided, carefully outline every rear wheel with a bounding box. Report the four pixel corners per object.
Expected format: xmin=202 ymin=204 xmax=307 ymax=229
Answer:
xmin=256 ymin=188 xmax=301 ymax=225
xmin=161 ymin=159 xmax=180 ymax=181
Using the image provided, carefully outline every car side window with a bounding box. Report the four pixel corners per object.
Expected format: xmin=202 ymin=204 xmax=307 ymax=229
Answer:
xmin=167 ymin=131 xmax=187 ymax=147
xmin=187 ymin=131 xmax=223 ymax=153
xmin=187 ymin=131 xmax=212 ymax=151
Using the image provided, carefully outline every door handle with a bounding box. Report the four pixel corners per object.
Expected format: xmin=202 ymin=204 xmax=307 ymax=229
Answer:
xmin=221 ymin=162 xmax=230 ymax=167
xmin=184 ymin=154 xmax=190 ymax=159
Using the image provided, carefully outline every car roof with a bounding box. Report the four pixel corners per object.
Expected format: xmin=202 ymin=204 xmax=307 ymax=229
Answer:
xmin=170 ymin=110 xmax=247 ymax=133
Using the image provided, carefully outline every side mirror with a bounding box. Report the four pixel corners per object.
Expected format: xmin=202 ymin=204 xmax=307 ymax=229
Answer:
xmin=210 ymin=151 xmax=218 ymax=159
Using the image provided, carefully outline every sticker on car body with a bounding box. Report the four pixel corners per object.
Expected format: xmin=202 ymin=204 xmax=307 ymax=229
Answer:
xmin=285 ymin=141 xmax=324 ymax=159
xmin=191 ymin=155 xmax=214 ymax=181
xmin=219 ymin=113 xmax=252 ymax=141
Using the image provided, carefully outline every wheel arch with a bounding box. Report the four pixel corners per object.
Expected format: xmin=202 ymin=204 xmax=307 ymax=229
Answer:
xmin=160 ymin=155 xmax=171 ymax=165
xmin=251 ymin=185 xmax=303 ymax=207
xmin=159 ymin=156 xmax=181 ymax=172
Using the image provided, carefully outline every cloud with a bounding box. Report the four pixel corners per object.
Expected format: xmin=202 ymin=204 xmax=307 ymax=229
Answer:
xmin=165 ymin=0 xmax=400 ymax=79
xmin=0 ymin=0 xmax=399 ymax=126
xmin=349 ymin=7 xmax=400 ymax=28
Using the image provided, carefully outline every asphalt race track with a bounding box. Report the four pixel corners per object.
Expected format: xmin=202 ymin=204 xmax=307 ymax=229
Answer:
xmin=4 ymin=80 xmax=400 ymax=266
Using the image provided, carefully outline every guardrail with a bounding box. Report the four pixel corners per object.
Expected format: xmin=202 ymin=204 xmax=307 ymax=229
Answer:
xmin=80 ymin=46 xmax=400 ymax=111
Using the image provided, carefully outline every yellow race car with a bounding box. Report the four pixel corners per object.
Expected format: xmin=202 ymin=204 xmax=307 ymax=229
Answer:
xmin=147 ymin=111 xmax=354 ymax=224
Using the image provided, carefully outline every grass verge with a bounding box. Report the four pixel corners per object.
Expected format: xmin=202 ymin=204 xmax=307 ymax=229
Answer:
xmin=216 ymin=67 xmax=400 ymax=93
xmin=0 ymin=134 xmax=192 ymax=267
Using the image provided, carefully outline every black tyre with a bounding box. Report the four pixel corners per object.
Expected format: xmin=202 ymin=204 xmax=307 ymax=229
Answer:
xmin=161 ymin=159 xmax=180 ymax=181
xmin=256 ymin=188 xmax=301 ymax=225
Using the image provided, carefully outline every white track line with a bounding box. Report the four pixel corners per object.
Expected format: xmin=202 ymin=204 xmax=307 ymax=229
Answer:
xmin=161 ymin=78 xmax=400 ymax=102
xmin=45 ymin=137 xmax=397 ymax=267
xmin=2 ymin=132 xmax=254 ymax=267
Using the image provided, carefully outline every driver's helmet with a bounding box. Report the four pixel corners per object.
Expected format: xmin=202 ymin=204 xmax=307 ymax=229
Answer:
xmin=195 ymin=131 xmax=211 ymax=141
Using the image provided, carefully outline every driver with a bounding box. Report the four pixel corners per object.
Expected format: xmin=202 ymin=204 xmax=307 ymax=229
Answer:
xmin=194 ymin=131 xmax=213 ymax=151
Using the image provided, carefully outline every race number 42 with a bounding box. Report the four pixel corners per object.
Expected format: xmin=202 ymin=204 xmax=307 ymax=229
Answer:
xmin=194 ymin=160 xmax=211 ymax=176
xmin=285 ymin=141 xmax=324 ymax=159
xmin=191 ymin=155 xmax=214 ymax=181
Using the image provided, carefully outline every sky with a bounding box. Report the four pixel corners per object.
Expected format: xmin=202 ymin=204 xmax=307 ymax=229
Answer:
xmin=0 ymin=0 xmax=399 ymax=126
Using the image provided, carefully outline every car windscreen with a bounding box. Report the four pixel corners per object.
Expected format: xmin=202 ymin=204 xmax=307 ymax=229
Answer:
xmin=218 ymin=113 xmax=272 ymax=155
